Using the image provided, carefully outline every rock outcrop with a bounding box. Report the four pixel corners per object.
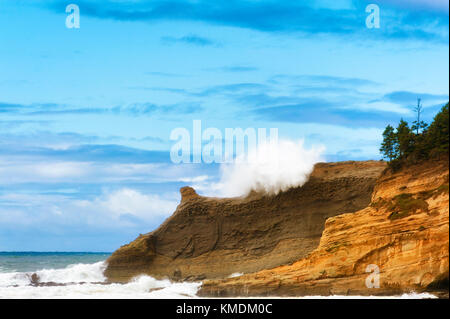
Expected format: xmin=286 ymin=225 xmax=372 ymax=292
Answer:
xmin=198 ymin=159 xmax=449 ymax=297
xmin=104 ymin=161 xmax=386 ymax=283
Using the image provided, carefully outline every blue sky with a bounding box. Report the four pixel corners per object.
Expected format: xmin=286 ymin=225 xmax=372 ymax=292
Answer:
xmin=0 ymin=0 xmax=448 ymax=251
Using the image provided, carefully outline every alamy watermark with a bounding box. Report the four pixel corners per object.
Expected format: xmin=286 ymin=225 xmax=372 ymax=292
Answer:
xmin=65 ymin=4 xmax=80 ymax=29
xmin=365 ymin=264 xmax=380 ymax=288
xmin=63 ymin=4 xmax=380 ymax=31
xmin=366 ymin=4 xmax=380 ymax=29
xmin=170 ymin=120 xmax=278 ymax=164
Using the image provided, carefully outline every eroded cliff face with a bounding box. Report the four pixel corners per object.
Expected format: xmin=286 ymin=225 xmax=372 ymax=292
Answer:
xmin=198 ymin=159 xmax=449 ymax=297
xmin=104 ymin=161 xmax=386 ymax=283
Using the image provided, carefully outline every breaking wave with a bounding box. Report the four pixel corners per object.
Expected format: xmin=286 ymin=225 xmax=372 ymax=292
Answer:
xmin=214 ymin=139 xmax=325 ymax=197
xmin=0 ymin=261 xmax=200 ymax=299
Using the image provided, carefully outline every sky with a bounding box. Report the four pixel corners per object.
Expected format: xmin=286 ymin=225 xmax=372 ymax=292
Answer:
xmin=0 ymin=0 xmax=448 ymax=251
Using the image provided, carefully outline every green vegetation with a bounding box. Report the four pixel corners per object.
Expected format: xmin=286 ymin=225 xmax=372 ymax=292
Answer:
xmin=380 ymin=102 xmax=449 ymax=169
xmin=436 ymin=183 xmax=450 ymax=195
xmin=419 ymin=183 xmax=450 ymax=200
xmin=371 ymin=182 xmax=448 ymax=221
xmin=373 ymin=183 xmax=449 ymax=221
xmin=325 ymin=241 xmax=349 ymax=253
xmin=387 ymin=193 xmax=429 ymax=220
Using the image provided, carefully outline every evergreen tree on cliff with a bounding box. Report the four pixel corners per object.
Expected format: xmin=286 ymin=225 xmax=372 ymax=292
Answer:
xmin=426 ymin=103 xmax=449 ymax=158
xmin=380 ymin=102 xmax=449 ymax=168
xmin=380 ymin=125 xmax=397 ymax=161
xmin=396 ymin=119 xmax=413 ymax=158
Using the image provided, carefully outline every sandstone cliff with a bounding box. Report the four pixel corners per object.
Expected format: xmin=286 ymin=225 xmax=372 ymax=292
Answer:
xmin=199 ymin=159 xmax=449 ymax=297
xmin=104 ymin=161 xmax=386 ymax=283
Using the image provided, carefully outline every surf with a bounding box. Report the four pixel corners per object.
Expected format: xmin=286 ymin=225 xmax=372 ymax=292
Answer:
xmin=0 ymin=261 xmax=201 ymax=299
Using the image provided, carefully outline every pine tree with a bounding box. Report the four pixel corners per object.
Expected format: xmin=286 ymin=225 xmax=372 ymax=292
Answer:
xmin=411 ymin=121 xmax=428 ymax=136
xmin=396 ymin=119 xmax=413 ymax=158
xmin=412 ymin=98 xmax=424 ymax=134
xmin=426 ymin=103 xmax=449 ymax=158
xmin=380 ymin=124 xmax=397 ymax=161
xmin=380 ymin=102 xmax=449 ymax=168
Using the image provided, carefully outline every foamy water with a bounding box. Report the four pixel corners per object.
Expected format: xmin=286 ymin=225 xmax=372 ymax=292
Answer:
xmin=0 ymin=261 xmax=438 ymax=299
xmin=0 ymin=261 xmax=201 ymax=299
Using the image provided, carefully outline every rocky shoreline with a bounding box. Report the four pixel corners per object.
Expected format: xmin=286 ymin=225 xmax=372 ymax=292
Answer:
xmin=104 ymin=159 xmax=449 ymax=298
xmin=198 ymin=159 xmax=449 ymax=297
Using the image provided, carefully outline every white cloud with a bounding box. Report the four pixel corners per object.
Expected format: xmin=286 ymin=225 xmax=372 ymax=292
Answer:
xmin=178 ymin=175 xmax=210 ymax=183
xmin=386 ymin=0 xmax=449 ymax=11
xmin=0 ymin=159 xmax=204 ymax=184
xmin=358 ymin=101 xmax=411 ymax=114
xmin=0 ymin=189 xmax=179 ymax=230
xmin=84 ymin=188 xmax=178 ymax=221
xmin=0 ymin=160 xmax=93 ymax=183
xmin=34 ymin=161 xmax=90 ymax=179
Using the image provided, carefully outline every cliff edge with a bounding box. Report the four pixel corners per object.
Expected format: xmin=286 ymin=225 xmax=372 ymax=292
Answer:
xmin=104 ymin=161 xmax=386 ymax=283
xmin=199 ymin=158 xmax=449 ymax=297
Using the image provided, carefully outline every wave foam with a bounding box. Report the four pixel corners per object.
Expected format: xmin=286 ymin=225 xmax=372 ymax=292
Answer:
xmin=0 ymin=262 xmax=439 ymax=299
xmin=216 ymin=139 xmax=324 ymax=197
xmin=35 ymin=261 xmax=106 ymax=284
xmin=0 ymin=262 xmax=200 ymax=299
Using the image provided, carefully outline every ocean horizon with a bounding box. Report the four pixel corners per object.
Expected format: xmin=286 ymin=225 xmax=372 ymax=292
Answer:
xmin=0 ymin=251 xmax=111 ymax=273
xmin=0 ymin=251 xmax=112 ymax=254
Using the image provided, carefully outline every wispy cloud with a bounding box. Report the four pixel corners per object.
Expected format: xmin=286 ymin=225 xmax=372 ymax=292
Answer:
xmin=194 ymin=83 xmax=268 ymax=97
xmin=250 ymin=101 xmax=405 ymax=127
xmin=161 ymin=34 xmax=219 ymax=47
xmin=120 ymin=74 xmax=448 ymax=128
xmin=0 ymin=143 xmax=170 ymax=163
xmin=0 ymin=101 xmax=204 ymax=116
xmin=380 ymin=91 xmax=449 ymax=106
xmin=45 ymin=0 xmax=449 ymax=43
xmin=0 ymin=119 xmax=51 ymax=130
xmin=383 ymin=0 xmax=449 ymax=12
xmin=205 ymin=66 xmax=259 ymax=73
xmin=145 ymin=71 xmax=187 ymax=77
xmin=269 ymin=74 xmax=379 ymax=87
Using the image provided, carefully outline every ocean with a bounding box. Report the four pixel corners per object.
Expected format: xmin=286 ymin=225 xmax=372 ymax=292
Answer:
xmin=0 ymin=252 xmax=201 ymax=298
xmin=0 ymin=252 xmax=437 ymax=299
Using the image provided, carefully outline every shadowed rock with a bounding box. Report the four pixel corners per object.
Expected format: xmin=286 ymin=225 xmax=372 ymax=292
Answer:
xmin=104 ymin=161 xmax=387 ymax=283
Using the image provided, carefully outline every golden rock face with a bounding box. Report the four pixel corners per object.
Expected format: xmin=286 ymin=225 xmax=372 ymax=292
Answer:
xmin=199 ymin=159 xmax=449 ymax=297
